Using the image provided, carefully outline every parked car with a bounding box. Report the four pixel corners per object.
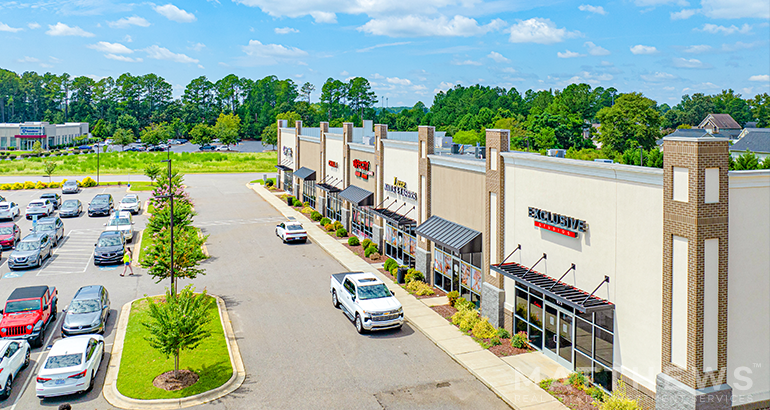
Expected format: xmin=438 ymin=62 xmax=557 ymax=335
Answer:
xmin=118 ymin=194 xmax=141 ymax=215
xmin=77 ymin=145 xmax=92 ymax=150
xmin=0 ymin=223 xmax=21 ymax=249
xmin=87 ymin=194 xmax=113 ymax=217
xmin=35 ymin=334 xmax=104 ymax=398
xmin=198 ymin=144 xmax=215 ymax=151
xmin=330 ymin=272 xmax=404 ymax=334
xmin=40 ymin=193 xmax=62 ymax=209
xmin=8 ymin=233 xmax=53 ymax=270
xmin=61 ymin=286 xmax=110 ymax=337
xmin=0 ymin=339 xmax=30 ymax=399
xmin=123 ymin=146 xmax=144 ymax=152
xmin=147 ymin=145 xmax=165 ymax=152
xmin=0 ymin=285 xmax=58 ymax=347
xmin=59 ymin=199 xmax=82 ymax=218
xmin=93 ymin=231 xmax=125 ymax=266
xmin=0 ymin=202 xmax=20 ymax=220
xmin=25 ymin=200 xmax=54 ymax=220
xmin=275 ymin=221 xmax=307 ymax=243
xmin=104 ymin=211 xmax=133 ymax=243
xmin=215 ymin=145 xmax=237 ymax=152
xmin=61 ymin=180 xmax=80 ymax=194
xmin=31 ymin=216 xmax=65 ymax=247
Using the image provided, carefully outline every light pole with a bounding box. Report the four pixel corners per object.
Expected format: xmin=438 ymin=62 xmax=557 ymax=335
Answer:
xmin=96 ymin=141 xmax=101 ymax=186
xmin=639 ymin=145 xmax=644 ymax=167
xmin=158 ymin=158 xmax=175 ymax=295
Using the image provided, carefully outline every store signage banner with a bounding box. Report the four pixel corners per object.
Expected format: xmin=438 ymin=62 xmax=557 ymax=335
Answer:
xmin=353 ymin=159 xmax=373 ymax=180
xmin=528 ymin=206 xmax=587 ymax=238
xmin=20 ymin=126 xmax=44 ymax=136
xmin=282 ymin=146 xmax=293 ymax=158
xmin=328 ymin=160 xmax=338 ymax=168
xmin=384 ymin=177 xmax=417 ymax=200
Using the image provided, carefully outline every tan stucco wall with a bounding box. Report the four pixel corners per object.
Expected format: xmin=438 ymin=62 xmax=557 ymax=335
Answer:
xmin=430 ymin=164 xmax=486 ymax=232
xmin=279 ymin=130 xmax=296 ymax=170
xmin=325 ymin=136 xmax=344 ymax=183
xmin=348 ymin=148 xmax=375 ymax=192
xmin=299 ymin=139 xmax=320 ymax=172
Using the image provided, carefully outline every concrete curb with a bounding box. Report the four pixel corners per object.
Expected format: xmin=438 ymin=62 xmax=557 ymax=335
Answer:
xmin=102 ymin=294 xmax=246 ymax=409
xmin=132 ymin=229 xmax=143 ymax=266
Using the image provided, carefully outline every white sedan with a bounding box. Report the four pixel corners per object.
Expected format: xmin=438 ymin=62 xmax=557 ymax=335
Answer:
xmin=0 ymin=340 xmax=30 ymax=399
xmin=118 ymin=194 xmax=142 ymax=215
xmin=0 ymin=202 xmax=20 ymax=220
xmin=275 ymin=221 xmax=307 ymax=243
xmin=36 ymin=335 xmax=104 ymax=398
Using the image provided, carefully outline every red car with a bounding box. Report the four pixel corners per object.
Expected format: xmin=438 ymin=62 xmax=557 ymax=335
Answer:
xmin=0 ymin=222 xmax=20 ymax=250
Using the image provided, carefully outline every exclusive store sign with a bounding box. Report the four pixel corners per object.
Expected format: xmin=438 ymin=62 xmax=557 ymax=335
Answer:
xmin=528 ymin=207 xmax=587 ymax=238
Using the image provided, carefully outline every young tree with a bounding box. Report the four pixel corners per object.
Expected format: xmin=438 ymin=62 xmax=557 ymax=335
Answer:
xmin=733 ymin=151 xmax=760 ymax=170
xmin=145 ymin=201 xmax=195 ymax=234
xmin=141 ymin=225 xmax=208 ymax=283
xmin=214 ymin=113 xmax=241 ymax=147
xmin=189 ymin=123 xmax=213 ymax=146
xmin=143 ymin=285 xmax=212 ymax=379
xmin=144 ymin=163 xmax=162 ymax=183
xmin=112 ymin=128 xmax=136 ymax=151
xmin=261 ymin=125 xmax=277 ymax=149
xmin=43 ymin=160 xmax=57 ymax=183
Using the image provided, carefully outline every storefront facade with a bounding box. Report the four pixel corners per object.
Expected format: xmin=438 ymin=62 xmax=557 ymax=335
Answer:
xmin=0 ymin=122 xmax=89 ymax=149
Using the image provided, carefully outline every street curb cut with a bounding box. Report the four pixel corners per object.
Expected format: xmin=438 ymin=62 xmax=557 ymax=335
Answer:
xmin=102 ymin=294 xmax=246 ymax=409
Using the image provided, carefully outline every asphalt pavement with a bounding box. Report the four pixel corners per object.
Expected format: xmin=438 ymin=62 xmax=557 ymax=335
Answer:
xmin=0 ymin=174 xmax=510 ymax=410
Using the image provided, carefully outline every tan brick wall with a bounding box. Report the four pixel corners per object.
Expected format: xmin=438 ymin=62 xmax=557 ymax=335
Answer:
xmin=617 ymin=373 xmax=656 ymax=410
xmin=418 ymin=126 xmax=434 ymax=253
xmin=342 ymin=123 xmax=353 ymax=187
xmin=484 ymin=129 xmax=509 ymax=290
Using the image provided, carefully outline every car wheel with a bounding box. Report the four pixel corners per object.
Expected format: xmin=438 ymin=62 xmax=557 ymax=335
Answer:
xmin=23 ymin=349 xmax=30 ymax=368
xmin=51 ymin=301 xmax=57 ymax=320
xmin=36 ymin=257 xmax=41 ymax=268
xmin=332 ymin=290 xmax=339 ymax=308
xmin=355 ymin=314 xmax=366 ymax=334
xmin=34 ymin=331 xmax=44 ymax=348
xmin=0 ymin=376 xmax=11 ymax=399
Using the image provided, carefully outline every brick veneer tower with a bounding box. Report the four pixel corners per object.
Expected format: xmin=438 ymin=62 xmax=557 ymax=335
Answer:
xmin=316 ymin=122 xmax=329 ymax=217
xmin=372 ymin=124 xmax=388 ymax=251
xmin=657 ymin=136 xmax=731 ymax=410
xmin=276 ymin=119 xmax=287 ymax=190
xmin=340 ymin=123 xmax=354 ymax=232
xmin=415 ymin=126 xmax=435 ymax=282
xmin=482 ymin=129 xmax=509 ymax=328
xmin=292 ymin=120 xmax=302 ymax=198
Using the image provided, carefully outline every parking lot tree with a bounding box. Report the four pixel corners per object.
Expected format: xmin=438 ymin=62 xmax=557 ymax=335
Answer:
xmin=214 ymin=113 xmax=241 ymax=147
xmin=189 ymin=123 xmax=213 ymax=146
xmin=143 ymin=226 xmax=207 ymax=283
xmin=146 ymin=200 xmax=195 ymax=234
xmin=140 ymin=123 xmax=170 ymax=147
xmin=112 ymin=128 xmax=136 ymax=151
xmin=260 ymin=124 xmax=277 ymax=148
xmin=143 ymin=285 xmax=212 ymax=379
xmin=144 ymin=163 xmax=162 ymax=183
xmin=43 ymin=160 xmax=57 ymax=183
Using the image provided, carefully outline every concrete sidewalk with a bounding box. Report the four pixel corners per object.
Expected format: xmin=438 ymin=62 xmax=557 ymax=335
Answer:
xmin=249 ymin=183 xmax=569 ymax=410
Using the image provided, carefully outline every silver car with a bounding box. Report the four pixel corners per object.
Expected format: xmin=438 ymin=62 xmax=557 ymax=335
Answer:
xmin=61 ymin=285 xmax=110 ymax=337
xmin=61 ymin=180 xmax=80 ymax=194
xmin=8 ymin=233 xmax=53 ymax=270
xmin=31 ymin=216 xmax=65 ymax=247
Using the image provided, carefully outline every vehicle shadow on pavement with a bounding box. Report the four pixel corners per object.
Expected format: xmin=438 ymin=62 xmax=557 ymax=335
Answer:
xmin=362 ymin=323 xmax=416 ymax=340
xmin=219 ymin=294 xmax=241 ymax=309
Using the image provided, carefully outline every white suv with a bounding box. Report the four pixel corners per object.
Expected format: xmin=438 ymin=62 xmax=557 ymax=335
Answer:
xmin=119 ymin=194 xmax=141 ymax=215
xmin=104 ymin=211 xmax=134 ymax=243
xmin=0 ymin=340 xmax=30 ymax=399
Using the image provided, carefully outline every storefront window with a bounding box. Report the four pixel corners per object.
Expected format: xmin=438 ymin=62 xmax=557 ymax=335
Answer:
xmin=594 ymin=362 xmax=613 ymax=392
xmin=529 ymin=295 xmax=543 ymax=328
xmin=351 ymin=205 xmax=373 ymax=239
xmin=575 ymin=317 xmax=593 ymax=357
xmin=302 ymin=180 xmax=316 ymax=208
xmin=283 ymin=171 xmax=293 ymax=193
xmin=327 ymin=193 xmax=342 ymax=222
xmin=433 ymin=246 xmax=481 ymax=305
xmin=384 ymin=223 xmax=416 ymax=268
xmin=594 ymin=328 xmax=614 ymax=367
xmin=515 ymin=287 xmax=528 ymax=319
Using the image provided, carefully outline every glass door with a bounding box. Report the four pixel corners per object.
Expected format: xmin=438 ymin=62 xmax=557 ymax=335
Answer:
xmin=544 ymin=305 xmax=558 ymax=361
xmin=559 ymin=311 xmax=573 ymax=365
xmin=543 ymin=302 xmax=575 ymax=369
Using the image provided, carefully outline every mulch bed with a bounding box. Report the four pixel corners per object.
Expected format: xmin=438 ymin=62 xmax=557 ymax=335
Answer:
xmin=380 ymin=269 xmax=447 ymax=298
xmin=152 ymin=369 xmax=199 ymax=391
xmin=431 ymin=304 xmax=458 ymax=320
xmin=544 ymin=379 xmax=599 ymax=410
xmin=343 ymin=242 xmax=384 ymax=264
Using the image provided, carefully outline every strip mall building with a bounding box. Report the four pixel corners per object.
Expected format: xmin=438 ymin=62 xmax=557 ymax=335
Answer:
xmin=275 ymin=120 xmax=769 ymax=410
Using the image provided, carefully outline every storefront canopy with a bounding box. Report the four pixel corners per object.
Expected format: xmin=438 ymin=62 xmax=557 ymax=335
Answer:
xmin=293 ymin=167 xmax=316 ymax=180
xmin=338 ymin=185 xmax=374 ymax=207
xmin=317 ymin=183 xmax=341 ymax=193
xmin=275 ymin=165 xmax=292 ymax=172
xmin=372 ymin=207 xmax=416 ymax=227
xmin=415 ymin=215 xmax=481 ymax=254
xmin=491 ymin=262 xmax=614 ymax=313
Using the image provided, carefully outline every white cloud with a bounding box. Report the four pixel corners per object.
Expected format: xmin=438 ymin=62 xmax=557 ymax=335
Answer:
xmin=672 ymin=57 xmax=710 ymax=68
xmin=700 ymin=0 xmax=769 ymax=19
xmin=310 ymin=11 xmax=337 ymax=23
xmin=356 ymin=41 xmax=411 ymax=52
xmin=663 ymin=86 xmax=676 ymax=91
xmin=584 ymin=41 xmax=610 ymax=56
xmin=154 ymin=4 xmax=197 ymax=23
xmin=670 ymin=9 xmax=697 ymax=19
xmin=749 ymin=74 xmax=770 ymax=82
xmin=371 ymin=73 xmax=385 ymax=80
xmin=359 ymin=15 xmax=504 ymax=38
xmin=275 ymin=27 xmax=299 ymax=34
xmin=387 ymin=77 xmax=412 ymax=85
xmin=144 ymin=45 xmax=199 ymax=63
xmin=0 ymin=22 xmax=23 ymax=32
xmin=578 ymin=4 xmax=606 ymax=15
xmin=683 ymin=44 xmax=712 ymax=53
xmin=640 ymin=72 xmax=677 ymax=82
xmin=124 ymin=35 xmax=133 ymax=43
xmin=722 ymin=41 xmax=761 ymax=51
xmin=434 ymin=81 xmax=458 ymax=93
xmin=630 ymin=44 xmax=657 ymax=54
xmin=46 ymin=22 xmax=94 ymax=37
xmin=108 ymin=16 xmax=150 ymax=29
xmin=88 ymin=41 xmax=133 ymax=54
xmin=508 ymin=18 xmax=579 ymax=44
xmin=488 ymin=51 xmax=509 ymax=63
xmin=633 ymin=0 xmax=688 ymax=6
xmin=557 ymin=50 xmax=584 ymax=58
xmin=239 ymin=39 xmax=308 ymax=65
xmin=340 ymin=70 xmax=349 ymax=76
xmin=189 ymin=42 xmax=206 ymax=51
xmin=17 ymin=56 xmax=40 ymax=63
xmin=105 ymin=54 xmax=142 ymax=62
xmin=452 ymin=59 xmax=482 ymax=66
xmin=28 ymin=22 xmax=40 ymax=29
xmin=565 ymin=71 xmax=613 ymax=84
xmin=696 ymin=23 xmax=752 ymax=35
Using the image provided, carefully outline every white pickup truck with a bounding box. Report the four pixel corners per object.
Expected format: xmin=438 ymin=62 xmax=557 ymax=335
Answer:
xmin=330 ymin=272 xmax=404 ymax=334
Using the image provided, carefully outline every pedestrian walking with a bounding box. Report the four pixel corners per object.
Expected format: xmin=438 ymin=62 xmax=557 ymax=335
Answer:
xmin=121 ymin=246 xmax=134 ymax=276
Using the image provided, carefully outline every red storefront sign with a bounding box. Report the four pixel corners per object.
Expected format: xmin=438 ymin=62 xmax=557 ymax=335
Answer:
xmin=534 ymin=221 xmax=578 ymax=238
xmin=14 ymin=135 xmax=46 ymax=139
xmin=328 ymin=160 xmax=338 ymax=168
xmin=353 ymin=159 xmax=372 ymax=180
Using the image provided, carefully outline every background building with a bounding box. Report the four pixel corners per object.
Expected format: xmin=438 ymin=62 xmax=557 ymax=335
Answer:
xmin=0 ymin=121 xmax=89 ymax=150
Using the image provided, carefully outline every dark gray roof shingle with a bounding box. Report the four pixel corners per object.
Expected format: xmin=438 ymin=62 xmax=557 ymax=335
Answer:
xmin=730 ymin=130 xmax=770 ymax=154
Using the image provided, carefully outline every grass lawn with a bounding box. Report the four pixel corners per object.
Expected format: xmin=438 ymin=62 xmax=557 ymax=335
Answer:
xmin=116 ymin=295 xmax=232 ymax=400
xmin=138 ymin=228 xmax=154 ymax=263
xmin=250 ymin=177 xmax=275 ymax=185
xmin=0 ymin=151 xmax=276 ymax=175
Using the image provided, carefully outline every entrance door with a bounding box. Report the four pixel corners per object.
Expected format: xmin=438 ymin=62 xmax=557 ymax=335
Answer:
xmin=452 ymin=259 xmax=460 ymax=292
xmin=543 ymin=302 xmax=574 ymax=369
xmin=544 ymin=305 xmax=558 ymax=360
xmin=558 ymin=311 xmax=573 ymax=365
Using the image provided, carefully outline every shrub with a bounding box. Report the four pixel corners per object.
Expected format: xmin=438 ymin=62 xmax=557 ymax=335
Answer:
xmin=446 ymin=291 xmax=460 ymax=307
xmin=48 ymin=182 xmax=61 ymax=188
xmin=539 ymin=379 xmax=555 ymax=391
xmin=73 ymin=149 xmax=81 ymax=154
xmin=455 ymin=309 xmax=480 ymax=332
xmin=265 ymin=179 xmax=274 ymax=187
xmin=324 ymin=223 xmax=334 ymax=231
xmin=496 ymin=328 xmax=511 ymax=339
xmin=488 ymin=336 xmax=502 ymax=347
xmin=595 ymin=381 xmax=641 ymax=410
xmin=347 ymin=236 xmax=360 ymax=246
xmin=472 ymin=317 xmax=497 ymax=339
xmin=336 ymin=228 xmax=347 ymax=237
xmin=364 ymin=244 xmax=378 ymax=257
xmin=586 ymin=386 xmax=605 ymax=402
xmin=405 ymin=269 xmax=425 ymax=284
xmin=8 ymin=155 xmax=16 ymax=159
xmin=320 ymin=217 xmax=331 ymax=226
xmin=23 ymin=181 xmax=36 ymax=190
xmin=455 ymin=297 xmax=475 ymax=312
xmin=311 ymin=211 xmax=322 ymax=221
xmin=511 ymin=331 xmax=530 ymax=349
xmin=81 ymin=177 xmax=97 ymax=187
xmin=361 ymin=238 xmax=372 ymax=249
xmin=35 ymin=181 xmax=47 ymax=189
xmin=11 ymin=182 xmax=23 ymax=190
xmin=300 ymin=206 xmax=314 ymax=215
xmin=384 ymin=258 xmax=397 ymax=272
xmin=303 ymin=201 xmax=310 ymax=207
xmin=568 ymin=372 xmax=588 ymax=389
xmin=0 ymin=184 xmax=10 ymax=190
xmin=406 ymin=280 xmax=435 ymax=296
xmin=292 ymin=199 xmax=302 ymax=207
xmin=369 ymin=252 xmax=381 ymax=261
xmin=333 ymin=220 xmax=343 ymax=231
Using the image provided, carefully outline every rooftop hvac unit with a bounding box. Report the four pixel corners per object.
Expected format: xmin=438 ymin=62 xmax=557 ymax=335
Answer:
xmin=594 ymin=158 xmax=613 ymax=163
xmin=362 ymin=135 xmax=375 ymax=146
xmin=547 ymin=149 xmax=566 ymax=158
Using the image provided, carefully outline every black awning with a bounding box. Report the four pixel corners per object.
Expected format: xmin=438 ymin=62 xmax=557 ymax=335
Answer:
xmin=317 ymin=183 xmax=341 ymax=193
xmin=339 ymin=185 xmax=374 ymax=207
xmin=491 ymin=262 xmax=614 ymax=313
xmin=294 ymin=167 xmax=316 ymax=180
xmin=415 ymin=215 xmax=481 ymax=254
xmin=275 ymin=165 xmax=292 ymax=172
xmin=372 ymin=208 xmax=416 ymax=227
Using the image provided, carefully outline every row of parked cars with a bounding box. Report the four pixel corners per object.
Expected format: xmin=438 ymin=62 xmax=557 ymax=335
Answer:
xmin=0 ymin=284 xmax=110 ymax=399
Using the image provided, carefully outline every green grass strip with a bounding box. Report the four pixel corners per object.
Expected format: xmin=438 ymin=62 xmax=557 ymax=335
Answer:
xmin=116 ymin=295 xmax=232 ymax=400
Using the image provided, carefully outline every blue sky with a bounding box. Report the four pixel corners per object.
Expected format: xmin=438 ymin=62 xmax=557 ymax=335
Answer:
xmin=0 ymin=0 xmax=768 ymax=107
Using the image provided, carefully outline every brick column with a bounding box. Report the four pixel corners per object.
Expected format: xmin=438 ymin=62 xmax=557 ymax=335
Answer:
xmin=372 ymin=124 xmax=388 ymax=251
xmin=482 ymin=129 xmax=509 ymax=328
xmin=341 ymin=123 xmax=354 ymax=231
xmin=416 ymin=126 xmax=435 ymax=283
xmin=317 ymin=122 xmax=329 ymax=216
xmin=656 ymin=136 xmax=731 ymax=410
xmin=276 ymin=119 xmax=287 ymax=190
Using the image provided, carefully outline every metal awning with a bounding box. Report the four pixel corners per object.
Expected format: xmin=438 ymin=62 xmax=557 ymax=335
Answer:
xmin=293 ymin=167 xmax=316 ymax=180
xmin=415 ymin=215 xmax=481 ymax=254
xmin=491 ymin=262 xmax=614 ymax=313
xmin=372 ymin=208 xmax=416 ymax=227
xmin=275 ymin=165 xmax=292 ymax=172
xmin=338 ymin=185 xmax=374 ymax=207
xmin=317 ymin=183 xmax=341 ymax=193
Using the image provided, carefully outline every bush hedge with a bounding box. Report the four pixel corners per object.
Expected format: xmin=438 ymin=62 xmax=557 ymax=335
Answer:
xmin=361 ymin=238 xmax=372 ymax=249
xmin=347 ymin=236 xmax=360 ymax=246
xmin=335 ymin=228 xmax=347 ymax=237
xmin=81 ymin=176 xmax=97 ymax=187
xmin=310 ymin=211 xmax=322 ymax=221
xmin=384 ymin=258 xmax=397 ymax=272
xmin=324 ymin=223 xmax=334 ymax=231
xmin=472 ymin=317 xmax=497 ymax=339
xmin=404 ymin=269 xmax=425 ymax=284
xmin=364 ymin=244 xmax=378 ymax=257
xmin=447 ymin=291 xmax=460 ymax=307
xmin=320 ymin=217 xmax=331 ymax=226
xmin=406 ymin=280 xmax=434 ymax=296
xmin=332 ymin=221 xmax=343 ymax=231
xmin=511 ymin=331 xmax=529 ymax=349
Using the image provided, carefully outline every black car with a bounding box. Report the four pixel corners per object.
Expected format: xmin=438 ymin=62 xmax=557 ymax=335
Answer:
xmin=40 ymin=193 xmax=62 ymax=209
xmin=93 ymin=231 xmax=124 ymax=265
xmin=88 ymin=194 xmax=114 ymax=217
xmin=199 ymin=144 xmax=215 ymax=151
xmin=61 ymin=285 xmax=110 ymax=336
xmin=147 ymin=145 xmax=165 ymax=152
xmin=59 ymin=199 xmax=82 ymax=218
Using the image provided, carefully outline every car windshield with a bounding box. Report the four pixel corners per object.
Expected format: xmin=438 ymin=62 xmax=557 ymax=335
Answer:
xmin=0 ymin=227 xmax=12 ymax=235
xmin=29 ymin=202 xmax=44 ymax=207
xmin=97 ymin=236 xmax=121 ymax=247
xmin=92 ymin=197 xmax=109 ymax=204
xmin=16 ymin=241 xmax=39 ymax=251
xmin=63 ymin=200 xmax=78 ymax=208
xmin=0 ymin=205 xmax=7 ymax=210
xmin=358 ymin=284 xmax=392 ymax=300
xmin=107 ymin=218 xmax=130 ymax=226
xmin=45 ymin=354 xmax=82 ymax=369
xmin=34 ymin=223 xmax=55 ymax=232
xmin=69 ymin=299 xmax=100 ymax=314
xmin=64 ymin=181 xmax=77 ymax=186
xmin=286 ymin=224 xmax=303 ymax=231
xmin=41 ymin=194 xmax=55 ymax=199
xmin=5 ymin=299 xmax=40 ymax=313
xmin=122 ymin=197 xmax=137 ymax=203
